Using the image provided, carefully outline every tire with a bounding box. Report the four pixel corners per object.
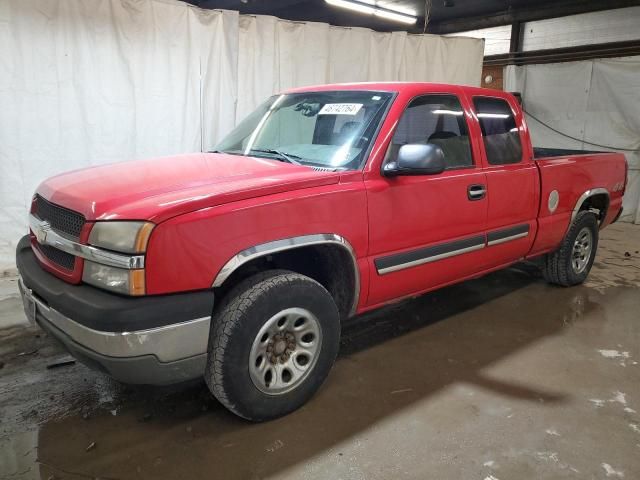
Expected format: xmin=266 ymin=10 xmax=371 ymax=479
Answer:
xmin=205 ymin=270 xmax=341 ymax=421
xmin=542 ymin=210 xmax=599 ymax=286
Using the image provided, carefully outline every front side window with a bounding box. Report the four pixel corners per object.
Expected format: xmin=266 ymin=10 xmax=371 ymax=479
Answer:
xmin=386 ymin=94 xmax=474 ymax=169
xmin=473 ymin=97 xmax=523 ymax=165
xmin=215 ymin=91 xmax=393 ymax=170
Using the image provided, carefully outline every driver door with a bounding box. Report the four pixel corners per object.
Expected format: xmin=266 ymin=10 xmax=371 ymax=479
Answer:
xmin=365 ymin=93 xmax=489 ymax=306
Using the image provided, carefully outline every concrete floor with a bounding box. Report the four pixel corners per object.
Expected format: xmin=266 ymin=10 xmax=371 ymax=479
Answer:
xmin=1 ymin=223 xmax=639 ymax=480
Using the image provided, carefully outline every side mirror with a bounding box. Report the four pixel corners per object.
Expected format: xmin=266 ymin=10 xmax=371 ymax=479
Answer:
xmin=383 ymin=144 xmax=446 ymax=177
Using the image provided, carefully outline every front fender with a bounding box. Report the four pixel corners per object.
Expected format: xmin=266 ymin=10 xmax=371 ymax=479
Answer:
xmin=144 ymin=182 xmax=368 ymax=298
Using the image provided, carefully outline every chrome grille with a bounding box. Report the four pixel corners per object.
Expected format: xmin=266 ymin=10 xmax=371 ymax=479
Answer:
xmin=38 ymin=244 xmax=76 ymax=270
xmin=33 ymin=195 xmax=85 ymax=240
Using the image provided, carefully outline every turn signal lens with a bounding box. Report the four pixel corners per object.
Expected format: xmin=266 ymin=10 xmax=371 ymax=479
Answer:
xmin=129 ymin=269 xmax=146 ymax=296
xmin=134 ymin=222 xmax=155 ymax=253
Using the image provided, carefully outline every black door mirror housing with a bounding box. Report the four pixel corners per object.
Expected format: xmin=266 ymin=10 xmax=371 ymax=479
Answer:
xmin=383 ymin=144 xmax=446 ymax=177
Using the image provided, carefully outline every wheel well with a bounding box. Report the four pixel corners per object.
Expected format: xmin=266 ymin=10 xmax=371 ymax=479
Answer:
xmin=579 ymin=193 xmax=609 ymax=223
xmin=213 ymin=245 xmax=357 ymax=320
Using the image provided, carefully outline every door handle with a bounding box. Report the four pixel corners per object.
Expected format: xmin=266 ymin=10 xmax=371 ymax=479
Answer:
xmin=467 ymin=184 xmax=486 ymax=201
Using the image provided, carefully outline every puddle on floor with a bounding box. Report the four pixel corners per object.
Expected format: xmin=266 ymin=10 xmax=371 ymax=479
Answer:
xmin=1 ymin=223 xmax=639 ymax=479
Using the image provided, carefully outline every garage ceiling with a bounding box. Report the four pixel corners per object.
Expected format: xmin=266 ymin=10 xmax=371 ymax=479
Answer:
xmin=188 ymin=0 xmax=640 ymax=33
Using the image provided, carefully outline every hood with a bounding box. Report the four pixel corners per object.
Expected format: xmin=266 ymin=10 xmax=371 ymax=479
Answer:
xmin=37 ymin=153 xmax=341 ymax=222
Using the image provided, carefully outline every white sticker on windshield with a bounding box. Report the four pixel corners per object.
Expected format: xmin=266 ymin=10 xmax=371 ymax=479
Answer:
xmin=318 ymin=103 xmax=363 ymax=115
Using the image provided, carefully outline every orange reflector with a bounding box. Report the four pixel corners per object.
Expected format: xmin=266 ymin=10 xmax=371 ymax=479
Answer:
xmin=134 ymin=223 xmax=155 ymax=253
xmin=129 ymin=269 xmax=146 ymax=296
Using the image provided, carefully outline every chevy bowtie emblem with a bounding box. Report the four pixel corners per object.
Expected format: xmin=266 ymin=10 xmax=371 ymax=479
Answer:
xmin=34 ymin=220 xmax=52 ymax=245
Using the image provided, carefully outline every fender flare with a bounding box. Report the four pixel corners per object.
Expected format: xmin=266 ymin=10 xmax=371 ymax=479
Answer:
xmin=571 ymin=188 xmax=610 ymax=223
xmin=211 ymin=233 xmax=360 ymax=317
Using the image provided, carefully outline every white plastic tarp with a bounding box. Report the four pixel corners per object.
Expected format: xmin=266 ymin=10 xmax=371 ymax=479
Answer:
xmin=0 ymin=0 xmax=240 ymax=270
xmin=505 ymin=57 xmax=640 ymax=224
xmin=0 ymin=0 xmax=483 ymax=270
xmin=237 ymin=16 xmax=483 ymax=119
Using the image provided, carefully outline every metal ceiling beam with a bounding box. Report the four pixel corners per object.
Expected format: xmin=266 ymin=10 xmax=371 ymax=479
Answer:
xmin=484 ymin=39 xmax=640 ymax=66
xmin=427 ymin=0 xmax=640 ymax=34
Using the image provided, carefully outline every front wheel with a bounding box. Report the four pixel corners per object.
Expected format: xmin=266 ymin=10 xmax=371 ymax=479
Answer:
xmin=205 ymin=270 xmax=340 ymax=421
xmin=542 ymin=210 xmax=599 ymax=286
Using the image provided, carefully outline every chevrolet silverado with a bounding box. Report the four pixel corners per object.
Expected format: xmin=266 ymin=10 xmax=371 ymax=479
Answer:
xmin=17 ymin=83 xmax=627 ymax=420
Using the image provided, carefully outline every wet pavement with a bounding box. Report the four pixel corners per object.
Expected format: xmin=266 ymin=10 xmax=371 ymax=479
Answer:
xmin=1 ymin=223 xmax=639 ymax=479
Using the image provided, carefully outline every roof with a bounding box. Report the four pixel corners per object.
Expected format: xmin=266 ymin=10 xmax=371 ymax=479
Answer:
xmin=283 ymin=82 xmax=515 ymax=99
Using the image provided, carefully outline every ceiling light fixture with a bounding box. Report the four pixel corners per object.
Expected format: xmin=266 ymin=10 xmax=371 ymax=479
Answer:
xmin=325 ymin=0 xmax=417 ymax=25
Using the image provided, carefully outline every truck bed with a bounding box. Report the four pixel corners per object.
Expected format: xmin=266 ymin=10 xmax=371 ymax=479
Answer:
xmin=534 ymin=147 xmax=604 ymax=159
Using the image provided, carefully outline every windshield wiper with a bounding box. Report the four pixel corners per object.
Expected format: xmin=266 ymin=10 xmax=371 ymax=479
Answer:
xmin=248 ymin=148 xmax=304 ymax=165
xmin=208 ymin=150 xmax=243 ymax=155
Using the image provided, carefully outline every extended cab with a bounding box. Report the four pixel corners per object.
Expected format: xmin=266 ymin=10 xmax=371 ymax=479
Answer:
xmin=17 ymin=83 xmax=627 ymax=420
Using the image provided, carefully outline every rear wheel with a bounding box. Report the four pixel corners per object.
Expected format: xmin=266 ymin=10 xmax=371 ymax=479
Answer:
xmin=542 ymin=210 xmax=599 ymax=286
xmin=205 ymin=270 xmax=340 ymax=421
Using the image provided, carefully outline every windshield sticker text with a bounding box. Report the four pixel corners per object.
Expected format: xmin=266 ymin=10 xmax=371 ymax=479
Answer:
xmin=319 ymin=103 xmax=363 ymax=115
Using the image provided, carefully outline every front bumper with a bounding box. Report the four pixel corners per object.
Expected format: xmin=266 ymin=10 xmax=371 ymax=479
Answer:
xmin=16 ymin=235 xmax=214 ymax=385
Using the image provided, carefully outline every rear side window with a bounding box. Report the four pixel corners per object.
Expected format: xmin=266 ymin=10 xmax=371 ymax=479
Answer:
xmin=473 ymin=97 xmax=522 ymax=165
xmin=387 ymin=95 xmax=473 ymax=169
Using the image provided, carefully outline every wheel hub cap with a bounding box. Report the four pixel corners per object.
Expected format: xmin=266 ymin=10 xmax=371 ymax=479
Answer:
xmin=249 ymin=307 xmax=322 ymax=395
xmin=274 ymin=339 xmax=287 ymax=356
xmin=268 ymin=332 xmax=296 ymax=363
xmin=571 ymin=227 xmax=593 ymax=274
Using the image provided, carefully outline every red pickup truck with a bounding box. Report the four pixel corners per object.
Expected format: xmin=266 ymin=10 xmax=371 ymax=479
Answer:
xmin=17 ymin=83 xmax=626 ymax=421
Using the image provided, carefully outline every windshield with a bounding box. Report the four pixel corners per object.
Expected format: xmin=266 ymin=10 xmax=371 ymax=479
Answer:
xmin=215 ymin=91 xmax=394 ymax=170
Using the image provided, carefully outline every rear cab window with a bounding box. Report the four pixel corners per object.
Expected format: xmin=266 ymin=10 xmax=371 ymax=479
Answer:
xmin=472 ymin=97 xmax=523 ymax=165
xmin=386 ymin=94 xmax=474 ymax=170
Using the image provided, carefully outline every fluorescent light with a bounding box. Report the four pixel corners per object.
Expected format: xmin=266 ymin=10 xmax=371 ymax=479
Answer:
xmin=326 ymin=0 xmax=375 ymax=15
xmin=374 ymin=8 xmax=416 ymax=24
xmin=377 ymin=1 xmax=416 ymax=16
xmin=325 ymin=0 xmax=417 ymax=25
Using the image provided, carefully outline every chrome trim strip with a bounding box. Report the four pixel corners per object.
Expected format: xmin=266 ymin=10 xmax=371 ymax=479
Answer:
xmin=212 ymin=233 xmax=360 ymax=317
xmin=377 ymin=243 xmax=485 ymax=275
xmin=19 ymin=278 xmax=209 ymax=362
xmin=29 ymin=214 xmax=145 ymax=269
xmin=571 ymin=188 xmax=609 ymax=222
xmin=487 ymin=231 xmax=529 ymax=246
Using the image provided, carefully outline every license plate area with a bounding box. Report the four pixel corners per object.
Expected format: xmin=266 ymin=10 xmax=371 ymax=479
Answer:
xmin=20 ymin=285 xmax=37 ymax=324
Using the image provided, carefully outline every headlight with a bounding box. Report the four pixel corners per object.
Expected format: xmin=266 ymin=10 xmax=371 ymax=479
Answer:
xmin=82 ymin=261 xmax=146 ymax=296
xmin=88 ymin=221 xmax=154 ymax=254
xmin=85 ymin=221 xmax=153 ymax=295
